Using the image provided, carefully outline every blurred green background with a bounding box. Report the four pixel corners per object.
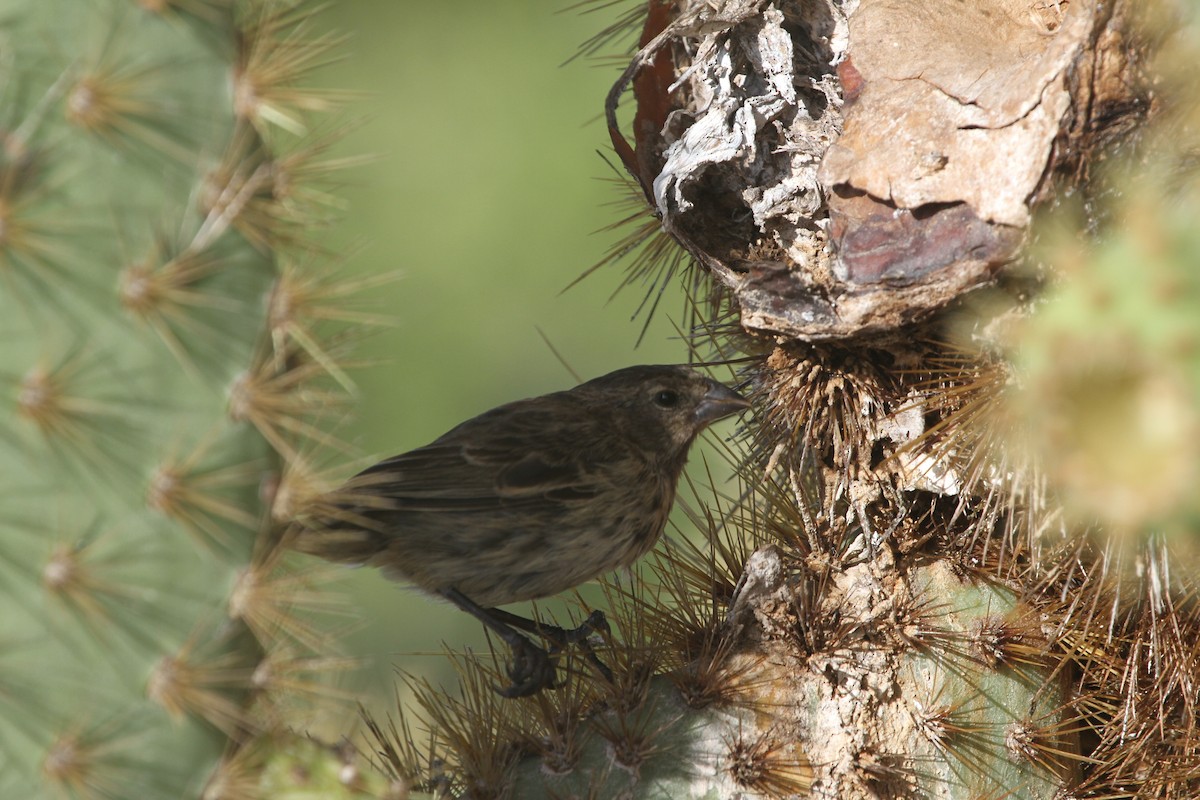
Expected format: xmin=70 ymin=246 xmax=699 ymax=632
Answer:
xmin=310 ymin=2 xmax=705 ymax=713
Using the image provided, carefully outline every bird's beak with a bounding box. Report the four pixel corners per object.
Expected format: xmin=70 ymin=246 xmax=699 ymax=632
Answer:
xmin=695 ymin=381 xmax=751 ymax=426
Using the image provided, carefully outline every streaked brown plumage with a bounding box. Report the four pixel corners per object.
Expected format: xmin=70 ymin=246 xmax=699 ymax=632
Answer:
xmin=293 ymin=364 xmax=749 ymax=694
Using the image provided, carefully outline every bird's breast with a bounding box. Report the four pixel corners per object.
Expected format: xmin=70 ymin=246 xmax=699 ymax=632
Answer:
xmin=602 ymin=469 xmax=676 ymax=567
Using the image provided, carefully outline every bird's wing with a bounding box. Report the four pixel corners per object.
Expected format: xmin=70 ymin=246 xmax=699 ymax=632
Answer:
xmin=336 ymin=396 xmax=615 ymax=511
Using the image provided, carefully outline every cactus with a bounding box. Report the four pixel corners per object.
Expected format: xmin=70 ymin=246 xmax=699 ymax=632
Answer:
xmin=0 ymin=1 xmax=372 ymax=796
xmin=367 ymin=501 xmax=1072 ymax=799
xmin=1010 ymin=166 xmax=1200 ymax=540
xmin=501 ymin=560 xmax=1063 ymax=799
xmin=361 ymin=1 xmax=1200 ymax=799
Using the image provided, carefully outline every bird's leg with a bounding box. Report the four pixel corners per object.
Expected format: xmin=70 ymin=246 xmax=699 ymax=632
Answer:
xmin=439 ymin=588 xmax=558 ymax=697
xmin=486 ymin=606 xmax=613 ymax=683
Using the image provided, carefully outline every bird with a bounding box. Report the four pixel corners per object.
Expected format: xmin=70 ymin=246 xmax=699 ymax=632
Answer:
xmin=292 ymin=364 xmax=750 ymax=696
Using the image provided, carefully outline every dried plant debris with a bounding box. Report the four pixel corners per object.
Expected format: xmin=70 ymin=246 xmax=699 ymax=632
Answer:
xmin=609 ymin=0 xmax=1145 ymax=339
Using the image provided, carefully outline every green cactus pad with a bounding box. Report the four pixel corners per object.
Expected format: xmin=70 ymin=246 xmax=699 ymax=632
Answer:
xmin=0 ymin=1 xmax=356 ymax=795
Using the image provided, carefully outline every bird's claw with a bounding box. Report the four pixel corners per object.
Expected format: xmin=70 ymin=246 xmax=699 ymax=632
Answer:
xmin=575 ymin=610 xmax=614 ymax=683
xmin=544 ymin=609 xmax=613 ymax=684
xmin=582 ymin=609 xmax=610 ymax=640
xmin=498 ymin=637 xmax=559 ymax=698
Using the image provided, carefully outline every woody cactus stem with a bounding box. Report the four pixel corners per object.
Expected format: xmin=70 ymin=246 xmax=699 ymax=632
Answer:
xmin=501 ymin=560 xmax=1067 ymax=799
xmin=0 ymin=1 xmax=374 ymax=796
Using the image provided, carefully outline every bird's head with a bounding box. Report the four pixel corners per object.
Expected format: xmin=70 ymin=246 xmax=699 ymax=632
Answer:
xmin=575 ymin=365 xmax=751 ymax=460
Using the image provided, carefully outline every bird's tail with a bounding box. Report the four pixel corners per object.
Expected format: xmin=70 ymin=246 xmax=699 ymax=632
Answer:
xmin=282 ymin=472 xmax=396 ymax=566
xmin=286 ymin=487 xmax=392 ymax=566
xmin=289 ymin=520 xmax=386 ymax=565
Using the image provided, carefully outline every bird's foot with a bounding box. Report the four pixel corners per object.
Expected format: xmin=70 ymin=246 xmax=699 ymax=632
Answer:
xmin=507 ymin=608 xmax=613 ymax=684
xmin=498 ymin=635 xmax=559 ymax=698
xmin=440 ymin=588 xmax=613 ymax=695
xmin=549 ymin=610 xmax=613 ymax=683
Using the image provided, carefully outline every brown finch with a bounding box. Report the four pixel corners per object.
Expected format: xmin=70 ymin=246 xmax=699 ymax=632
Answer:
xmin=293 ymin=365 xmax=749 ymax=695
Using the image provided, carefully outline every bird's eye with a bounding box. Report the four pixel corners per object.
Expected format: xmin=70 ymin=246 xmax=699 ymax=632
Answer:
xmin=653 ymin=389 xmax=680 ymax=408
